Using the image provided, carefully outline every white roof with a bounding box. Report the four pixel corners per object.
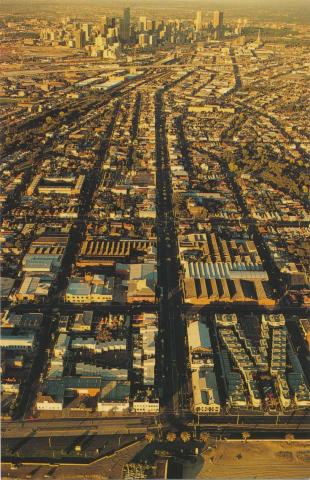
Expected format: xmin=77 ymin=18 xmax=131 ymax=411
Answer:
xmin=188 ymin=321 xmax=212 ymax=351
xmin=0 ymin=334 xmax=35 ymax=349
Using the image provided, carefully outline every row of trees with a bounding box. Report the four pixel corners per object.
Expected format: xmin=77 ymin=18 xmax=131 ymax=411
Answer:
xmin=145 ymin=431 xmax=296 ymax=444
xmin=145 ymin=431 xmax=210 ymax=444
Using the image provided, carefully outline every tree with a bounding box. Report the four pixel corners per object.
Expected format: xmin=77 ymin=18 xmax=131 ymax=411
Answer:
xmin=285 ymin=433 xmax=294 ymax=443
xmin=200 ymin=432 xmax=210 ymax=444
xmin=166 ymin=432 xmax=176 ymax=442
xmin=242 ymin=431 xmax=250 ymax=443
xmin=145 ymin=432 xmax=155 ymax=443
xmin=180 ymin=431 xmax=191 ymax=443
xmin=228 ymin=161 xmax=238 ymax=173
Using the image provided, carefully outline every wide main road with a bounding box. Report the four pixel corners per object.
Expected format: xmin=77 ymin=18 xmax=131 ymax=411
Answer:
xmin=155 ymin=86 xmax=188 ymax=416
xmin=2 ymin=418 xmax=149 ymax=438
xmin=2 ymin=414 xmax=309 ymax=440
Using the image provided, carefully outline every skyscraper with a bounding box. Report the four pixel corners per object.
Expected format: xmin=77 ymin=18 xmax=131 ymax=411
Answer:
xmin=81 ymin=23 xmax=91 ymax=42
xmin=195 ymin=10 xmax=204 ymax=32
xmin=139 ymin=33 xmax=149 ymax=47
xmin=122 ymin=7 xmax=130 ymax=41
xmin=256 ymin=29 xmax=263 ymax=47
xmin=139 ymin=16 xmax=147 ymax=32
xmin=213 ymin=11 xmax=224 ymax=39
xmin=75 ymin=30 xmax=86 ymax=49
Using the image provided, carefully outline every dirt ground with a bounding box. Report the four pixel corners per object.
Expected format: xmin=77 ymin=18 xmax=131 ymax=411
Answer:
xmin=183 ymin=440 xmax=310 ymax=479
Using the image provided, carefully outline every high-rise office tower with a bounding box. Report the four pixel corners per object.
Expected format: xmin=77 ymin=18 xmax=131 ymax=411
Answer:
xmin=213 ymin=11 xmax=224 ymax=39
xmin=195 ymin=10 xmax=204 ymax=32
xmin=256 ymin=29 xmax=263 ymax=47
xmin=146 ymin=20 xmax=153 ymax=32
xmin=139 ymin=33 xmax=149 ymax=47
xmin=139 ymin=16 xmax=147 ymax=32
xmin=75 ymin=29 xmax=86 ymax=49
xmin=213 ymin=10 xmax=224 ymax=28
xmin=149 ymin=34 xmax=158 ymax=47
xmin=81 ymin=23 xmax=91 ymax=42
xmin=121 ymin=7 xmax=130 ymax=41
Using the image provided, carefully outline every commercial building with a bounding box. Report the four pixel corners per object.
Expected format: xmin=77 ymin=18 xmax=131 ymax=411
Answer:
xmin=71 ymin=311 xmax=93 ymax=332
xmin=65 ymin=276 xmax=114 ymax=303
xmin=213 ymin=11 xmax=224 ymax=39
xmin=187 ymin=317 xmax=221 ymax=414
xmin=97 ymin=380 xmax=130 ymax=412
xmin=187 ymin=319 xmax=213 ymax=370
xmin=75 ymin=30 xmax=86 ymax=49
xmin=22 ymin=254 xmax=63 ymax=273
xmin=26 ymin=174 xmax=85 ymax=196
xmin=0 ymin=332 xmax=36 ymax=351
xmin=180 ymin=233 xmax=274 ymax=306
xmin=121 ymin=7 xmax=130 ymax=42
xmin=14 ymin=275 xmax=53 ymax=301
xmin=195 ymin=10 xmax=204 ymax=32
xmin=192 ymin=368 xmax=221 ymax=413
xmin=132 ymin=394 xmax=159 ymax=413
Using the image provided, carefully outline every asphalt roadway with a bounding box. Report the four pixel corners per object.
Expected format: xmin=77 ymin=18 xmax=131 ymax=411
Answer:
xmin=2 ymin=410 xmax=310 ymax=441
xmin=2 ymin=417 xmax=151 ymax=437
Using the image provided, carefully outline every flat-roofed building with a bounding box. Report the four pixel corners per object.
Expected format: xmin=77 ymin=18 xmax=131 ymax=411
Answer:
xmin=0 ymin=333 xmax=36 ymax=351
xmin=65 ymin=280 xmax=91 ymax=303
xmin=22 ymin=254 xmax=63 ymax=273
xmin=191 ymin=368 xmax=220 ymax=413
xmin=36 ymin=376 xmax=102 ymax=411
xmin=0 ymin=277 xmax=15 ymax=299
xmin=54 ymin=333 xmax=70 ymax=358
xmin=1 ymin=312 xmax=43 ymax=329
xmin=187 ymin=319 xmax=214 ymax=370
xmin=75 ymin=363 xmax=128 ymax=380
xmin=97 ymin=380 xmax=130 ymax=412
xmin=188 ymin=320 xmax=212 ymax=352
xmin=65 ymin=277 xmax=114 ymax=303
xmin=127 ymin=277 xmax=156 ymax=303
xmin=287 ymin=372 xmax=310 ymax=408
xmin=132 ymin=391 xmax=160 ymax=413
xmin=71 ymin=311 xmax=93 ymax=332
xmin=15 ymin=275 xmax=53 ymax=301
xmin=299 ymin=318 xmax=310 ymax=350
xmin=27 ymin=174 xmax=85 ymax=196
xmin=215 ymin=313 xmax=238 ymax=327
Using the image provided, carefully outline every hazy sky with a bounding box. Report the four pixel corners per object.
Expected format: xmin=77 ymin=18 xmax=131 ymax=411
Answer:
xmin=2 ymin=0 xmax=310 ymax=4
xmin=1 ymin=0 xmax=309 ymax=22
